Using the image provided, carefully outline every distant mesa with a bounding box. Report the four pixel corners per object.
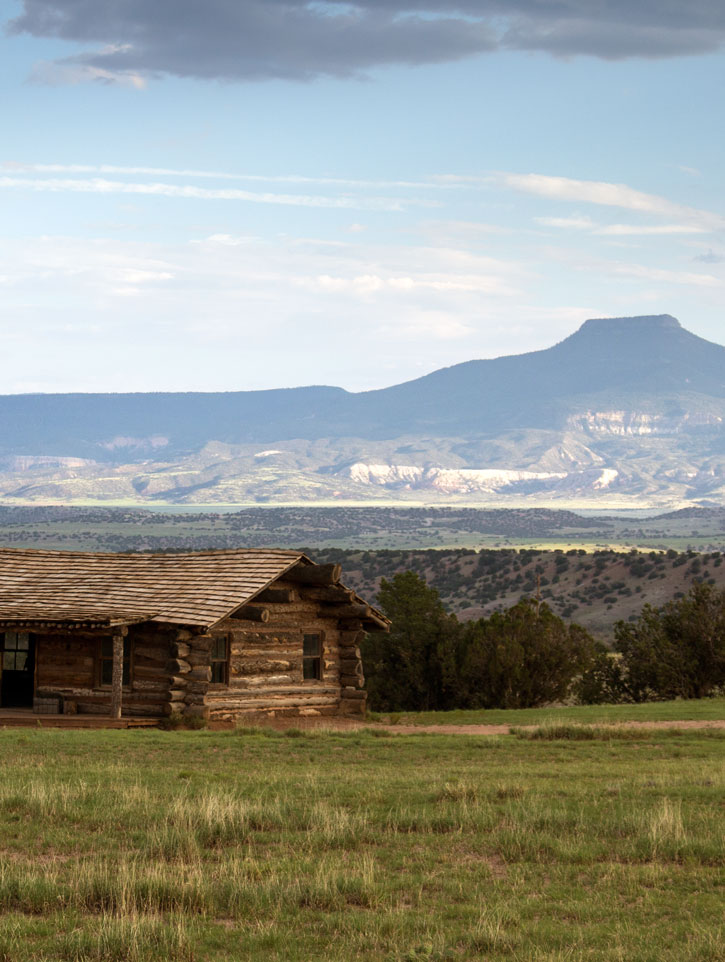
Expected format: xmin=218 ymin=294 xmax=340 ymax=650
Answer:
xmin=575 ymin=313 xmax=681 ymax=334
xmin=1 ymin=314 xmax=724 ymax=506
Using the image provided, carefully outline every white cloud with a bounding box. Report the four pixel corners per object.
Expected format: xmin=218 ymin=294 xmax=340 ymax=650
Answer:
xmin=0 ymin=231 xmax=522 ymax=321
xmin=7 ymin=162 xmax=450 ymax=192
xmin=534 ymin=213 xmax=711 ymax=237
xmin=29 ymin=59 xmax=147 ymax=88
xmin=498 ymin=172 xmax=724 ymax=231
xmin=201 ymin=234 xmax=258 ymax=246
xmin=596 ymin=223 xmax=709 ymax=236
xmin=535 ymin=215 xmax=596 ymax=229
xmin=612 ymin=263 xmax=721 ymax=287
xmin=0 ymin=176 xmax=413 ymax=211
xmin=300 ymin=270 xmax=516 ymax=296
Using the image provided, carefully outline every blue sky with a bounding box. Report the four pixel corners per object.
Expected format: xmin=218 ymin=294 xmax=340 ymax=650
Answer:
xmin=1 ymin=0 xmax=724 ymax=393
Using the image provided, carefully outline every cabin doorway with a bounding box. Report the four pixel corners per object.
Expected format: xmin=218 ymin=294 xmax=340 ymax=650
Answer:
xmin=0 ymin=631 xmax=35 ymax=708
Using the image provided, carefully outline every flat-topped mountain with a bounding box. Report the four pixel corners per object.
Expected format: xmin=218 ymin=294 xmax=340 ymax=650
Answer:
xmin=347 ymin=314 xmax=725 ymax=437
xmin=1 ymin=315 xmax=724 ymax=505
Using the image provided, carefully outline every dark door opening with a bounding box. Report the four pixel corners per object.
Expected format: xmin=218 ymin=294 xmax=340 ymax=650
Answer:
xmin=0 ymin=631 xmax=35 ymax=708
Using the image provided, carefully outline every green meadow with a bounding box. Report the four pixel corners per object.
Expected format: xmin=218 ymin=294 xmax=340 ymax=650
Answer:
xmin=0 ymin=719 xmax=723 ymax=961
xmin=368 ymin=695 xmax=725 ymax=727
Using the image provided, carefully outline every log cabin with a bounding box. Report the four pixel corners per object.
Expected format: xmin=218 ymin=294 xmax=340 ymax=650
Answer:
xmin=0 ymin=548 xmax=389 ymax=723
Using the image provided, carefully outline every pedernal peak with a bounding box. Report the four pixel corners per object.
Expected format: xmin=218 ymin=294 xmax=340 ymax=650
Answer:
xmin=574 ymin=314 xmax=682 ymax=336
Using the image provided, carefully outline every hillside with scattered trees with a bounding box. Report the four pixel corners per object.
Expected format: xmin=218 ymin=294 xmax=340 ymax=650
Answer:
xmin=309 ymin=546 xmax=725 ymax=641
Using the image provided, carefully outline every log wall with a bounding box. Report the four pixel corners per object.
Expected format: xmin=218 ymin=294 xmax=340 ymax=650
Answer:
xmin=203 ymin=579 xmax=367 ymax=721
xmin=34 ymin=625 xmax=178 ymax=717
xmin=30 ymin=577 xmax=371 ymax=721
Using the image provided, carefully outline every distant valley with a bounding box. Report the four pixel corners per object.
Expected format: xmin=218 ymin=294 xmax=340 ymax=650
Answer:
xmin=2 ymin=314 xmax=724 ymax=506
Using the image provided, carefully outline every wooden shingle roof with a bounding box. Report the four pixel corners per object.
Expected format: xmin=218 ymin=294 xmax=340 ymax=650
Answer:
xmin=0 ymin=547 xmax=307 ymax=629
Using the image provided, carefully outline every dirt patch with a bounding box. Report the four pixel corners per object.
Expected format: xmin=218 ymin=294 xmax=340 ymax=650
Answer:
xmin=453 ymin=848 xmax=509 ymax=878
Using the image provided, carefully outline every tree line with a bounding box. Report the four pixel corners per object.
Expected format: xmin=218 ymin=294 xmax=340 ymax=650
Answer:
xmin=361 ymin=572 xmax=725 ymax=711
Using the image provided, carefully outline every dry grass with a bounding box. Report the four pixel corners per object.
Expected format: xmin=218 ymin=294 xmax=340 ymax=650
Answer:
xmin=0 ymin=725 xmax=722 ymax=960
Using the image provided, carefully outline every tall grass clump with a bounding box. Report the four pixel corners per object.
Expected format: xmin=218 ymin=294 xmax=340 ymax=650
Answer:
xmin=57 ymin=913 xmax=195 ymax=962
xmin=510 ymin=723 xmax=655 ymax=740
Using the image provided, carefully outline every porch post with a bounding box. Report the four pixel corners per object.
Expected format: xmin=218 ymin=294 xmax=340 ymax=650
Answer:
xmin=110 ymin=627 xmax=127 ymax=720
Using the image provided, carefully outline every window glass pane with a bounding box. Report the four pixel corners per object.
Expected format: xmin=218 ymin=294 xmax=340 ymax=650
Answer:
xmin=14 ymin=652 xmax=27 ymax=671
xmin=303 ymin=634 xmax=320 ymax=657
xmin=101 ymin=638 xmax=113 ymax=659
xmin=212 ymin=636 xmax=227 ymax=661
xmin=3 ymin=652 xmax=14 ymax=670
xmin=211 ymin=662 xmax=226 ymax=684
xmin=101 ymin=659 xmax=113 ymax=686
xmin=4 ymin=631 xmax=28 ymax=651
xmin=303 ymin=658 xmax=320 ymax=681
xmin=102 ymin=660 xmax=130 ymax=686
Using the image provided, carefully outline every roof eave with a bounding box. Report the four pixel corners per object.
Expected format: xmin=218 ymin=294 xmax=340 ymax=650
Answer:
xmin=203 ymin=552 xmax=310 ymax=632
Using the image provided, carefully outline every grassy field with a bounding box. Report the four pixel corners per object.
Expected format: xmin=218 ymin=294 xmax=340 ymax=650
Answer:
xmin=368 ymin=696 xmax=725 ymax=728
xmin=0 ymin=721 xmax=723 ymax=961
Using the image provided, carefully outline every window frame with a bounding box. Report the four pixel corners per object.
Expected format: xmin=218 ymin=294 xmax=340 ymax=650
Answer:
xmin=96 ymin=635 xmax=132 ymax=690
xmin=1 ymin=630 xmax=32 ymax=672
xmin=302 ymin=632 xmax=323 ymax=682
xmin=209 ymin=633 xmax=230 ymax=687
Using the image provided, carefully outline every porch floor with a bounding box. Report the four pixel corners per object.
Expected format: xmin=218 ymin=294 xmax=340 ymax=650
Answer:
xmin=0 ymin=708 xmax=161 ymax=729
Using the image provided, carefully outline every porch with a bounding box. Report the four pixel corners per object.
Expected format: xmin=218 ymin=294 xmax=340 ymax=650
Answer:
xmin=0 ymin=707 xmax=161 ymax=729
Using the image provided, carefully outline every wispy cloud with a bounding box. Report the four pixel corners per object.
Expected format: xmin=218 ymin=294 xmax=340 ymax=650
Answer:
xmin=539 ymin=244 xmax=723 ymax=291
xmin=5 ymin=162 xmax=451 ymax=192
xmin=536 ymin=215 xmax=710 ymax=236
xmin=299 ymin=271 xmax=516 ymax=297
xmin=498 ymin=172 xmax=725 ymax=231
xmin=535 ymin=215 xmax=595 ymax=229
xmin=0 ymin=176 xmax=417 ymax=211
xmin=30 ymin=57 xmax=147 ymax=89
xmin=596 ymin=224 xmax=709 ymax=236
xmin=612 ymin=264 xmax=721 ymax=288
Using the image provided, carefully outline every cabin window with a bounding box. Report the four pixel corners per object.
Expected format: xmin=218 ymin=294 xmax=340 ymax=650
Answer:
xmin=2 ymin=631 xmax=30 ymax=671
xmin=210 ymin=634 xmax=229 ymax=685
xmin=303 ymin=633 xmax=322 ymax=681
xmin=98 ymin=637 xmax=130 ymax=688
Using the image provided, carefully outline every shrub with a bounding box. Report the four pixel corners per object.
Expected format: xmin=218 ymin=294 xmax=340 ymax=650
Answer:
xmin=615 ymin=583 xmax=725 ymax=701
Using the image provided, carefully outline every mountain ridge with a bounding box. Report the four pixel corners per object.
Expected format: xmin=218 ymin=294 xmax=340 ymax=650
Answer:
xmin=1 ymin=314 xmax=724 ymax=506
